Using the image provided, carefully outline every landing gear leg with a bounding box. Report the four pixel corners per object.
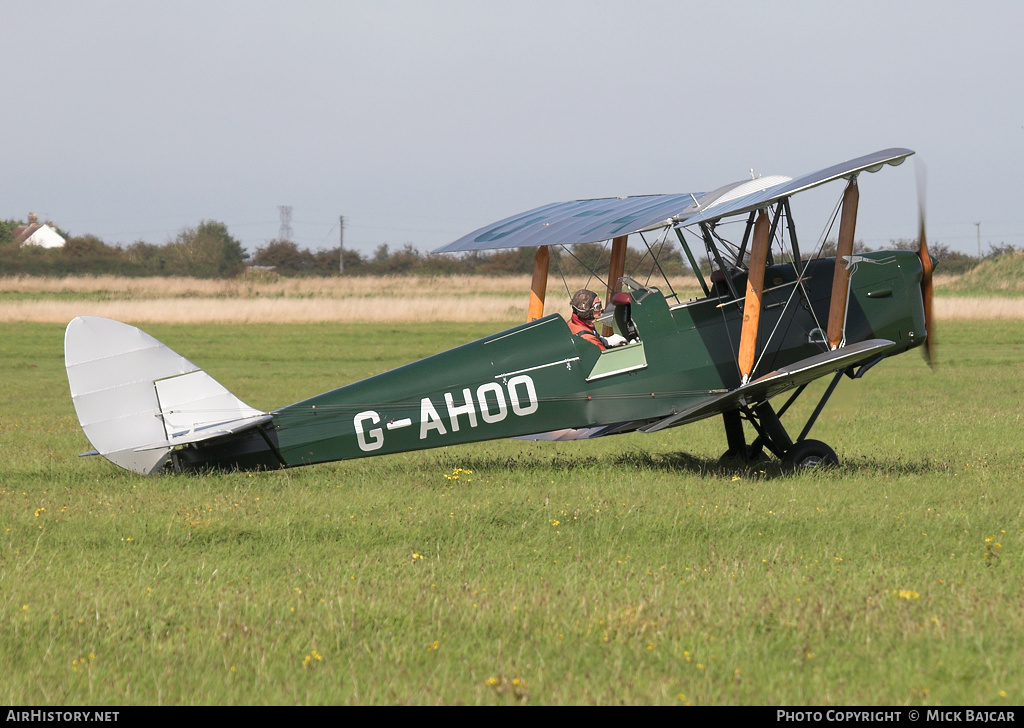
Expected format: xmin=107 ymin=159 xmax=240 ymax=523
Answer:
xmin=751 ymin=401 xmax=838 ymax=469
xmin=752 ymin=401 xmax=793 ymax=459
xmin=719 ymin=369 xmax=848 ymax=470
xmin=718 ymin=409 xmax=767 ymax=465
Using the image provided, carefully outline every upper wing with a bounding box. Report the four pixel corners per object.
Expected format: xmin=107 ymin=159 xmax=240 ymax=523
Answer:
xmin=677 ymin=148 xmax=913 ymax=228
xmin=433 ymin=148 xmax=913 ymax=253
xmin=432 ymin=193 xmax=704 ymax=253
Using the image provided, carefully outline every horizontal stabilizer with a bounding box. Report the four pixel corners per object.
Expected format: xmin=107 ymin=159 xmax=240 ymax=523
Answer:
xmin=65 ymin=316 xmax=269 ymax=474
xmin=641 ymin=339 xmax=897 ymax=434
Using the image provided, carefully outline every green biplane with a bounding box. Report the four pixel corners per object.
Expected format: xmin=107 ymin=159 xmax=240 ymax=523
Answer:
xmin=65 ymin=148 xmax=934 ymax=474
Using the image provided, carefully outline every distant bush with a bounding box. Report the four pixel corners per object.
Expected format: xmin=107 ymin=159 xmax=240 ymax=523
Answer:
xmin=1 ymin=219 xmax=247 ymax=279
xmin=161 ymin=221 xmax=248 ymax=278
xmin=0 ymin=234 xmax=149 ymax=276
xmin=0 ymin=219 xmax=17 ymax=247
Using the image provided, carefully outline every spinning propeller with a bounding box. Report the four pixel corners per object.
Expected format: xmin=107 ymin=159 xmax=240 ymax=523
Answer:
xmin=916 ymin=159 xmax=935 ymax=366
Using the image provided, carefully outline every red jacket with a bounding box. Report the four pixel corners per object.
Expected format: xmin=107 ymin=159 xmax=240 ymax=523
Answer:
xmin=568 ymin=313 xmax=605 ymax=350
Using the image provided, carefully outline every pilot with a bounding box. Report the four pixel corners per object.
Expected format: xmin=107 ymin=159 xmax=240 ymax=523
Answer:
xmin=568 ymin=289 xmax=627 ymax=351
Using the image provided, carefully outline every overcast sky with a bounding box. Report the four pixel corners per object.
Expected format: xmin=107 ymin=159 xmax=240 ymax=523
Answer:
xmin=3 ymin=0 xmax=1021 ymax=257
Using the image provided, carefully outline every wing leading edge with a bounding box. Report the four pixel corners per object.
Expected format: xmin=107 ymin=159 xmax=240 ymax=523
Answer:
xmin=677 ymin=148 xmax=913 ymax=228
xmin=639 ymin=339 xmax=898 ymax=434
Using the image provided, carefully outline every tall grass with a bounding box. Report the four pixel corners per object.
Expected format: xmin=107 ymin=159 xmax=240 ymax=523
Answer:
xmin=0 ymin=274 xmax=706 ymax=323
xmin=0 ymin=297 xmax=531 ymax=324
xmin=0 ymin=274 xmax=706 ymax=299
xmin=939 ymin=251 xmax=1024 ymax=297
xmin=5 ymin=294 xmax=1023 ymax=324
xmin=934 ymin=298 xmax=1024 ymax=320
xmin=0 ymin=273 xmax=544 ymax=298
xmin=0 ymin=320 xmax=1021 ymax=705
xmin=4 ymin=274 xmax=1024 ymax=323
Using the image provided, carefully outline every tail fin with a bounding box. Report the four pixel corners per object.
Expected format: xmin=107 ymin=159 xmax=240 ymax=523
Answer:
xmin=65 ymin=316 xmax=270 ymax=474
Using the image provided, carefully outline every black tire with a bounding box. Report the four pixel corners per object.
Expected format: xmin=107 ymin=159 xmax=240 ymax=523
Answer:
xmin=783 ymin=439 xmax=839 ymax=469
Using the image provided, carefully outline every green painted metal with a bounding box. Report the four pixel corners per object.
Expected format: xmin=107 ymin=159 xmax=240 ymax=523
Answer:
xmin=674 ymin=226 xmax=710 ymax=296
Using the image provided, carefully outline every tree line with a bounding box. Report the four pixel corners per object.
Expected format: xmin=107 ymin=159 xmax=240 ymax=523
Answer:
xmin=0 ymin=217 xmax=1012 ymax=279
xmin=0 ymin=219 xmax=248 ymax=278
xmin=0 ymin=217 xmax=698 ymax=278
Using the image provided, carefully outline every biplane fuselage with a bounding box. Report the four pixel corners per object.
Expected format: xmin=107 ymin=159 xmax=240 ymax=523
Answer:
xmin=168 ymin=251 xmax=926 ymax=472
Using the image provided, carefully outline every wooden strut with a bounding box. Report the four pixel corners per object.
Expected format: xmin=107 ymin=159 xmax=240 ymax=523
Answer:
xmin=826 ymin=178 xmax=860 ymax=350
xmin=738 ymin=211 xmax=770 ymax=384
xmin=527 ymin=245 xmax=550 ymax=321
xmin=602 ymin=235 xmax=628 ymax=336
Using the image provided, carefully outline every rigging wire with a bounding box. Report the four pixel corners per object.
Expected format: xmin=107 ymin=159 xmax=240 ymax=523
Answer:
xmin=748 ymin=189 xmax=846 ymax=377
xmin=551 ymin=247 xmax=575 ymax=303
xmin=634 ymin=227 xmax=678 ymax=302
xmin=557 ymin=241 xmax=609 ymax=295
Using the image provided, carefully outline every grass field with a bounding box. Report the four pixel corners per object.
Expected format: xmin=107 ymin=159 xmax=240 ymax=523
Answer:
xmin=1 ymin=287 xmax=1023 ymax=705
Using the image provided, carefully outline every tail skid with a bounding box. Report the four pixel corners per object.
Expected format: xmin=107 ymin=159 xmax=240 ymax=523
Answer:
xmin=64 ymin=316 xmax=269 ymax=475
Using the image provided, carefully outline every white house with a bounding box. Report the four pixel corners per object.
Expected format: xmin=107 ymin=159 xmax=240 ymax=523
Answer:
xmin=14 ymin=213 xmax=66 ymax=248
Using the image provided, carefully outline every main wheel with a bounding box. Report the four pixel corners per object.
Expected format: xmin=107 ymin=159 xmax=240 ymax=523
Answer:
xmin=783 ymin=439 xmax=838 ymax=469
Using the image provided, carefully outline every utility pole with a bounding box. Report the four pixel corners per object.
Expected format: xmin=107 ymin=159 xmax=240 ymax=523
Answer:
xmin=339 ymin=215 xmax=345 ymax=274
xmin=975 ymin=222 xmax=981 ymax=258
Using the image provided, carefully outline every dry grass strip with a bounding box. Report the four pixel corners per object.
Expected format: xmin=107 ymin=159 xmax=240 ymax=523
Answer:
xmin=0 ymin=297 xmax=537 ymax=324
xmin=933 ymin=297 xmax=1024 ymax=320
xmin=0 ymin=274 xmax=537 ymax=299
xmin=5 ymin=295 xmax=1021 ymax=324
xmin=2 ymin=275 xmax=1021 ymax=323
xmin=0 ymin=274 xmax=703 ymax=323
xmin=0 ymin=274 xmax=701 ymax=299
